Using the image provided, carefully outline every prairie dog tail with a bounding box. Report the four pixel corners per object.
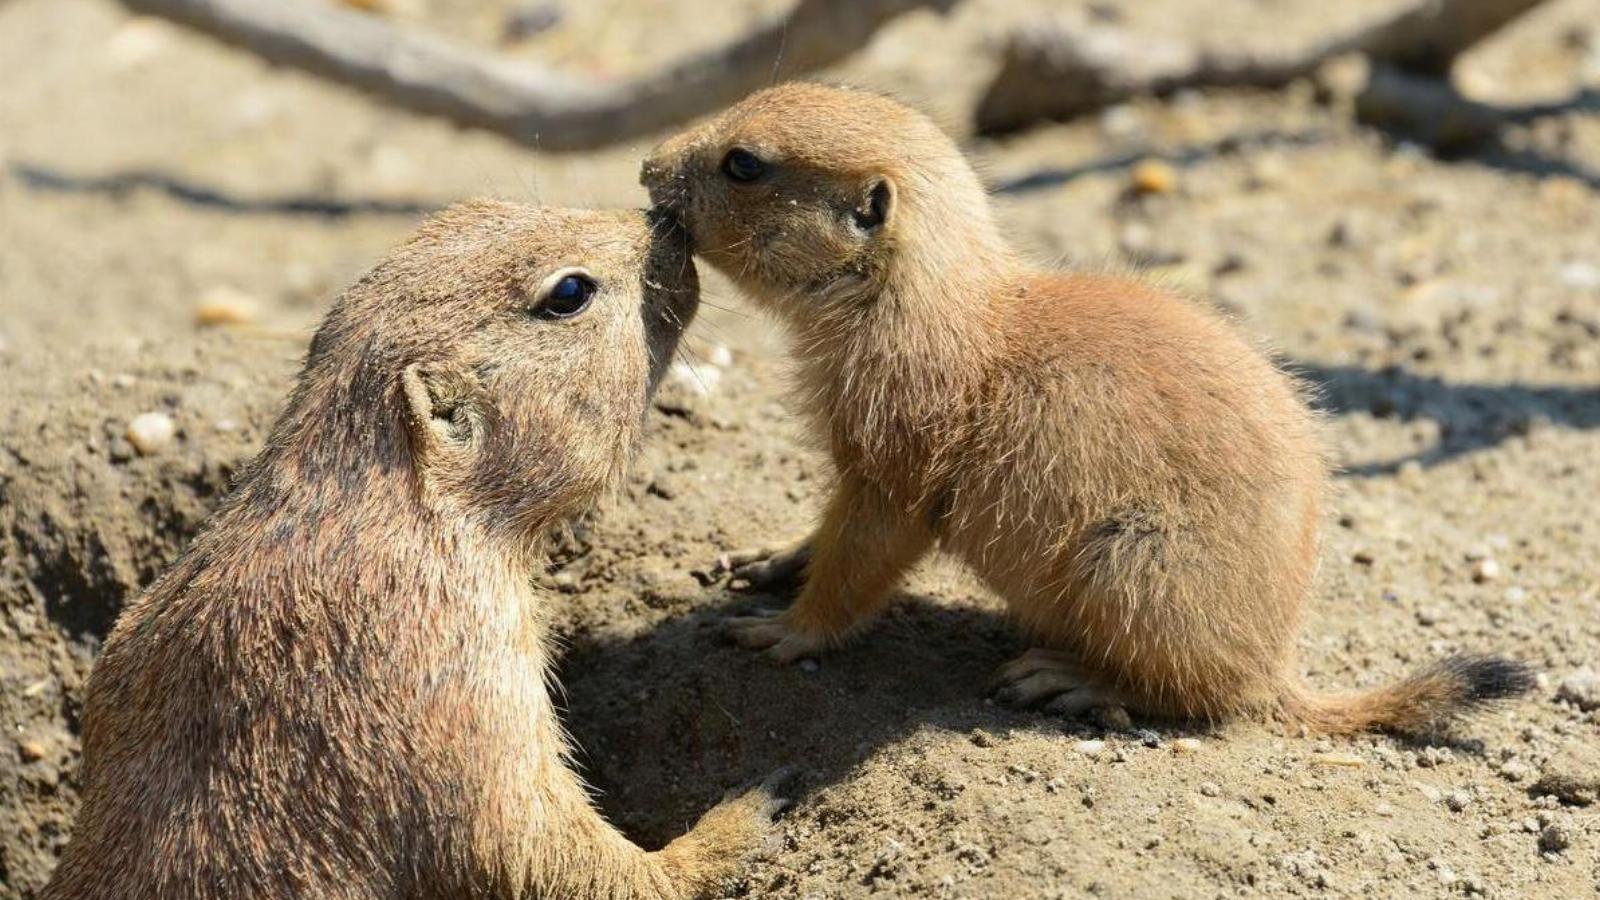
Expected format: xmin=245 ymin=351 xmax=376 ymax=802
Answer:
xmin=1281 ymin=655 xmax=1536 ymax=736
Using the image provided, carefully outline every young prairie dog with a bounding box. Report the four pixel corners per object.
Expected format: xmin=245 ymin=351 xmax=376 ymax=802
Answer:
xmin=641 ymin=83 xmax=1533 ymax=734
xmin=43 ymin=202 xmax=780 ymax=900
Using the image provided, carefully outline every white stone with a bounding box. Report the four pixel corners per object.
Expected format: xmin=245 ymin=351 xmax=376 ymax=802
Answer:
xmin=126 ymin=412 xmax=176 ymax=456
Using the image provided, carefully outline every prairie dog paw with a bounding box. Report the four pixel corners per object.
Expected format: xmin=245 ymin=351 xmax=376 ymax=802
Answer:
xmin=725 ymin=612 xmax=829 ymax=664
xmin=990 ymin=648 xmax=1118 ymax=715
xmin=723 ymin=541 xmax=811 ymax=593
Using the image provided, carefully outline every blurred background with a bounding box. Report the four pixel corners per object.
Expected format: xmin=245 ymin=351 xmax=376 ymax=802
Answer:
xmin=2 ymin=1 xmax=1598 ymax=897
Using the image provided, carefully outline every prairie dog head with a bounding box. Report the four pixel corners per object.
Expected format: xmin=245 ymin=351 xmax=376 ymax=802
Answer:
xmin=640 ymin=82 xmax=1005 ymax=319
xmin=284 ymin=201 xmax=697 ymax=541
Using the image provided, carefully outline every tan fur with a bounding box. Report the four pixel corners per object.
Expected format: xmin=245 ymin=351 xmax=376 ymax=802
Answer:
xmin=43 ymin=201 xmax=777 ymax=900
xmin=642 ymin=83 xmax=1532 ymax=734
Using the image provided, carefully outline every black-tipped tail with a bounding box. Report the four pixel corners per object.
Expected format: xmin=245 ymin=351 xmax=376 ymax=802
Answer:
xmin=1282 ymin=653 xmax=1537 ymax=736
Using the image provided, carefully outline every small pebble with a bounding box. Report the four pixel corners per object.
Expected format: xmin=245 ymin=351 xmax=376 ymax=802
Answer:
xmin=1558 ymin=261 xmax=1600 ymax=290
xmin=1470 ymin=558 xmax=1501 ymax=583
xmin=1538 ymin=823 xmax=1571 ymax=854
xmin=1555 ymin=670 xmax=1600 ymax=711
xmin=1171 ymin=738 xmax=1202 ymax=754
xmin=126 ymin=412 xmax=176 ymax=456
xmin=798 ymin=658 xmax=819 ymax=673
xmin=1498 ymin=760 xmax=1531 ymax=782
xmin=1352 ymin=549 xmax=1375 ymax=566
xmin=1074 ymin=739 xmax=1107 ymax=756
xmin=1130 ymin=159 xmax=1178 ymax=194
xmin=1199 ymin=781 xmax=1221 ymax=797
xmin=17 ymin=740 xmax=46 ymax=763
xmin=194 ymin=286 xmax=259 ymax=327
xmin=1311 ymin=753 xmax=1366 ymax=768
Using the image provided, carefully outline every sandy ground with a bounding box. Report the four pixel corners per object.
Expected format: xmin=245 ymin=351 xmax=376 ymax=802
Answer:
xmin=3 ymin=0 xmax=1600 ymax=896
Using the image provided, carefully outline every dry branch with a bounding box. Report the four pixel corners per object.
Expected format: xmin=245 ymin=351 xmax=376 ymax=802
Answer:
xmin=975 ymin=0 xmax=1552 ymax=134
xmin=120 ymin=0 xmax=955 ymax=151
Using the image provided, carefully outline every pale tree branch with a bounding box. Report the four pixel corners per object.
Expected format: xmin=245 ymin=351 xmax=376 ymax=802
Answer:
xmin=119 ymin=0 xmax=955 ymax=151
xmin=975 ymin=0 xmax=1553 ymax=135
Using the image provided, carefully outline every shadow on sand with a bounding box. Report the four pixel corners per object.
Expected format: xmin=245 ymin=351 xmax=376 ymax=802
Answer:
xmin=556 ymin=590 xmax=1139 ymax=848
xmin=1293 ymin=360 xmax=1600 ymax=477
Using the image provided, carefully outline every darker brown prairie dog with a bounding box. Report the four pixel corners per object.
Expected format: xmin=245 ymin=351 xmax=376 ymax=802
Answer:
xmin=641 ymin=83 xmax=1534 ymax=735
xmin=43 ymin=201 xmax=780 ymax=900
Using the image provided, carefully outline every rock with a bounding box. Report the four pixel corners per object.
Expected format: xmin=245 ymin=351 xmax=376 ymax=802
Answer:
xmin=1558 ymin=261 xmax=1600 ymax=290
xmin=1130 ymin=159 xmax=1178 ymax=195
xmin=1529 ymin=772 xmax=1598 ymax=807
xmin=1470 ymin=558 xmax=1501 ymax=583
xmin=1538 ymin=823 xmax=1571 ymax=854
xmin=1199 ymin=781 xmax=1221 ymax=797
xmin=1074 ymin=739 xmax=1106 ymax=756
xmin=126 ymin=412 xmax=176 ymax=456
xmin=1497 ymin=760 xmax=1531 ymax=783
xmin=1352 ymin=549 xmax=1376 ymax=565
xmin=17 ymin=740 xmax=45 ymax=763
xmin=1555 ymin=670 xmax=1600 ymax=711
xmin=1171 ymin=738 xmax=1202 ymax=754
xmin=193 ymin=286 xmax=259 ymax=327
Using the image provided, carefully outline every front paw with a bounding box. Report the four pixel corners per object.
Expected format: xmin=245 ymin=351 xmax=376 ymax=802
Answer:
xmin=725 ymin=611 xmax=830 ymax=664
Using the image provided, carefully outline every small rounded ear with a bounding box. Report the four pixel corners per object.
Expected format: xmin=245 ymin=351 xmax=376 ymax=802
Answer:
xmin=401 ymin=362 xmax=485 ymax=459
xmin=851 ymin=177 xmax=894 ymax=233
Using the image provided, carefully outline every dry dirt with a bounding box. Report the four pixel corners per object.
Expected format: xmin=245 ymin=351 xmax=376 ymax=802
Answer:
xmin=3 ymin=0 xmax=1599 ymax=897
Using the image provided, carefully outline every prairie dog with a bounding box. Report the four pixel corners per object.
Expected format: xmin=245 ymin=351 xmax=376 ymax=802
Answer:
xmin=43 ymin=202 xmax=780 ymax=899
xmin=641 ymin=83 xmax=1533 ymax=734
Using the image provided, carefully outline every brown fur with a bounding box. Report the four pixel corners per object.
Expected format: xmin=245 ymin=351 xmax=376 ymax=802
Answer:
xmin=641 ymin=83 xmax=1533 ymax=735
xmin=43 ymin=201 xmax=778 ymax=899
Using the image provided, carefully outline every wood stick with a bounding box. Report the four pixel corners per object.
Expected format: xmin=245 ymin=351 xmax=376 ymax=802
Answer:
xmin=120 ymin=0 xmax=954 ymax=151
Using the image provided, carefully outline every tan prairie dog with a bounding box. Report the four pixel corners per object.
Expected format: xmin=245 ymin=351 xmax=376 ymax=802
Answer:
xmin=641 ymin=83 xmax=1534 ymax=734
xmin=43 ymin=201 xmax=781 ymax=900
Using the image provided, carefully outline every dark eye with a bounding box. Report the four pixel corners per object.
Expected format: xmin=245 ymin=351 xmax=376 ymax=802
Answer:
xmin=533 ymin=273 xmax=595 ymax=320
xmin=721 ymin=148 xmax=765 ymax=183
